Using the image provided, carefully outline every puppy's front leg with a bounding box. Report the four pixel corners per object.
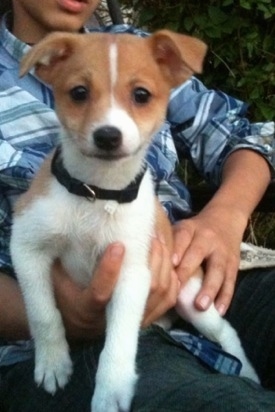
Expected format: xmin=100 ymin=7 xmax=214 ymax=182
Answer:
xmin=91 ymin=261 xmax=151 ymax=412
xmin=11 ymin=241 xmax=72 ymax=394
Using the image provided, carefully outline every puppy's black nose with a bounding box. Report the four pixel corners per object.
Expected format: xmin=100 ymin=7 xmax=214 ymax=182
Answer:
xmin=94 ymin=126 xmax=122 ymax=151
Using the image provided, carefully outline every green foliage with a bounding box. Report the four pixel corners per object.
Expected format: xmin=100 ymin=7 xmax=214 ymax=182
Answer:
xmin=121 ymin=0 xmax=275 ymax=121
xmin=120 ymin=0 xmax=275 ymax=246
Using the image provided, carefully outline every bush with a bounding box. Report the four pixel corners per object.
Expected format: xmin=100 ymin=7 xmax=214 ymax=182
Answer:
xmin=120 ymin=0 xmax=275 ymax=246
xmin=121 ymin=0 xmax=275 ymax=122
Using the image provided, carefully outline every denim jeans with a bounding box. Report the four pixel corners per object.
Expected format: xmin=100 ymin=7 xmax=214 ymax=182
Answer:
xmin=1 ymin=268 xmax=275 ymax=412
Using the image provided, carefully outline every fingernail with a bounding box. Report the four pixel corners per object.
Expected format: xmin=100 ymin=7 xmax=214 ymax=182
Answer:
xmin=172 ymin=253 xmax=179 ymax=266
xmin=156 ymin=231 xmax=166 ymax=245
xmin=199 ymin=295 xmax=210 ymax=310
xmin=110 ymin=243 xmax=124 ymax=258
xmin=217 ymin=304 xmax=226 ymax=316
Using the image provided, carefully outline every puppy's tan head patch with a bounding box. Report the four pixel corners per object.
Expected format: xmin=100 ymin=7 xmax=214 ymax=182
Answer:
xmin=20 ymin=31 xmax=207 ymax=160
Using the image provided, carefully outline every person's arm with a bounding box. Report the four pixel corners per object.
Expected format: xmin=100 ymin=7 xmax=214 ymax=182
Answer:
xmin=0 ymin=236 xmax=178 ymax=341
xmin=0 ymin=243 xmax=125 ymax=341
xmin=53 ymin=235 xmax=179 ymax=335
xmin=173 ymin=149 xmax=271 ymax=315
xmin=52 ymin=243 xmax=126 ymax=340
xmin=0 ymin=243 xmax=126 ymax=341
xmin=168 ymin=77 xmax=274 ymax=187
xmin=159 ymin=76 xmax=274 ymax=313
xmin=0 ymin=272 xmax=30 ymax=339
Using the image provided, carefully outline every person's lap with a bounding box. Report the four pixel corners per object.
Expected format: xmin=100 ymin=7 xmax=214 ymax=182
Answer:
xmin=1 ymin=267 xmax=275 ymax=412
xmin=226 ymin=267 xmax=275 ymax=389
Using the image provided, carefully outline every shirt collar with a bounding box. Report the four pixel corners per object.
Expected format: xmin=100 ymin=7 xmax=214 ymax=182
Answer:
xmin=1 ymin=12 xmax=31 ymax=64
xmin=0 ymin=12 xmax=88 ymax=65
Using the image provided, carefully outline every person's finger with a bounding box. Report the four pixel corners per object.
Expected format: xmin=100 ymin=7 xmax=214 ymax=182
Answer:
xmin=149 ymin=236 xmax=171 ymax=296
xmin=172 ymin=221 xmax=194 ymax=266
xmin=214 ymin=273 xmax=236 ymax=316
xmin=144 ymin=236 xmax=171 ymax=320
xmin=174 ymin=236 xmax=208 ymax=285
xmin=194 ymin=253 xmax=239 ymax=313
xmin=194 ymin=266 xmax=225 ymax=311
xmin=52 ymin=259 xmax=81 ymax=300
xmin=85 ymin=242 xmax=125 ymax=310
xmin=142 ymin=269 xmax=179 ymax=327
xmin=142 ymin=234 xmax=179 ymax=326
xmin=201 ymin=255 xmax=238 ymax=315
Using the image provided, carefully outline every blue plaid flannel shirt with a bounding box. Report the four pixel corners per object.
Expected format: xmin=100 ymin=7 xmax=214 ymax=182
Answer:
xmin=0 ymin=13 xmax=274 ymax=376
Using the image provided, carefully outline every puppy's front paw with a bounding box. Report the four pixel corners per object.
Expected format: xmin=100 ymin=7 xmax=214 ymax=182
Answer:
xmin=35 ymin=340 xmax=73 ymax=394
xmin=91 ymin=369 xmax=137 ymax=412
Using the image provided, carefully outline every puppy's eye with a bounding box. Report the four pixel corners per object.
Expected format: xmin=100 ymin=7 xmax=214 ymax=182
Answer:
xmin=132 ymin=87 xmax=151 ymax=104
xmin=69 ymin=86 xmax=89 ymax=102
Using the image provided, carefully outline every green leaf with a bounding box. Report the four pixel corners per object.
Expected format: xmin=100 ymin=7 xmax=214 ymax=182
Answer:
xmin=240 ymin=0 xmax=252 ymax=10
xmin=222 ymin=0 xmax=234 ymax=6
xmin=208 ymin=6 xmax=228 ymax=24
xmin=183 ymin=16 xmax=194 ymax=32
xmin=120 ymin=0 xmax=275 ymax=122
xmin=138 ymin=9 xmax=156 ymax=26
xmin=257 ymin=102 xmax=275 ymax=120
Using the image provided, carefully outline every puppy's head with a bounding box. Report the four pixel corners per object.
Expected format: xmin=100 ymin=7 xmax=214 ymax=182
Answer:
xmin=21 ymin=31 xmax=206 ymax=161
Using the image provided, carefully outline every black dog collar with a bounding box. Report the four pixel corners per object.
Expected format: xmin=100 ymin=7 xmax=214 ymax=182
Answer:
xmin=51 ymin=147 xmax=146 ymax=203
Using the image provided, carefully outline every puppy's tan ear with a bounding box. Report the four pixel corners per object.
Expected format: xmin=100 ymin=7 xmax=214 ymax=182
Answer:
xmin=148 ymin=30 xmax=207 ymax=87
xmin=20 ymin=32 xmax=80 ymax=84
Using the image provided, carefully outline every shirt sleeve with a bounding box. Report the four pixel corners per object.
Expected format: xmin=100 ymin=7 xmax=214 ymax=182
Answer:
xmin=0 ymin=138 xmax=55 ymax=276
xmin=0 ymin=86 xmax=59 ymax=275
xmin=146 ymin=122 xmax=193 ymax=222
xmin=89 ymin=23 xmax=149 ymax=38
xmin=167 ymin=77 xmax=275 ymax=186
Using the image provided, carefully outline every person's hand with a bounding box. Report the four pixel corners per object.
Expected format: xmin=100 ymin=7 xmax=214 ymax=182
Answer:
xmin=172 ymin=204 xmax=245 ymax=315
xmin=142 ymin=234 xmax=180 ymax=327
xmin=53 ymin=234 xmax=179 ymax=339
xmin=53 ymin=242 xmax=125 ymax=340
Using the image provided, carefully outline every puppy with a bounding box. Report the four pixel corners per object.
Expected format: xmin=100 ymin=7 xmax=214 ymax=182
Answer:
xmin=11 ymin=30 xmax=258 ymax=412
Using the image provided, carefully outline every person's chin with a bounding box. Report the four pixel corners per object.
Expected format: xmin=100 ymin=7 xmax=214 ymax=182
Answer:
xmin=47 ymin=14 xmax=89 ymax=33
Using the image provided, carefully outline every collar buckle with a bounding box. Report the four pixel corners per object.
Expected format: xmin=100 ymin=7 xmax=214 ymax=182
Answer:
xmin=83 ymin=183 xmax=96 ymax=202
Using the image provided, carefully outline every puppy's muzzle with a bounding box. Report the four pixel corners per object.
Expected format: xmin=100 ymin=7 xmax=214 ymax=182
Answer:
xmin=94 ymin=126 xmax=122 ymax=151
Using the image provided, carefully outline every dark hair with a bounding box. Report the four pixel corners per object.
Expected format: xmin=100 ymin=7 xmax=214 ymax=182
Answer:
xmin=0 ymin=0 xmax=12 ymax=17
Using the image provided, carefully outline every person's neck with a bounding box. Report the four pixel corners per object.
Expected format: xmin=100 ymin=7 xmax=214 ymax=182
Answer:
xmin=11 ymin=12 xmax=85 ymax=45
xmin=12 ymin=13 xmax=49 ymax=44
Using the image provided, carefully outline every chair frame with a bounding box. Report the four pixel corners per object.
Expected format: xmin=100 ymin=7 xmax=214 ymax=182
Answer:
xmin=107 ymin=0 xmax=124 ymax=24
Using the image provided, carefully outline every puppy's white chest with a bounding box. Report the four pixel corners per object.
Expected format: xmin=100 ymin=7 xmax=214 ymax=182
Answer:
xmin=58 ymin=200 xmax=122 ymax=284
xmin=52 ymin=171 xmax=155 ymax=285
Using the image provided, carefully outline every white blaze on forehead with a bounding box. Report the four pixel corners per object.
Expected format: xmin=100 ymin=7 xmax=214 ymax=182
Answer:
xmin=103 ymin=41 xmax=141 ymax=154
xmin=109 ymin=42 xmax=118 ymax=94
